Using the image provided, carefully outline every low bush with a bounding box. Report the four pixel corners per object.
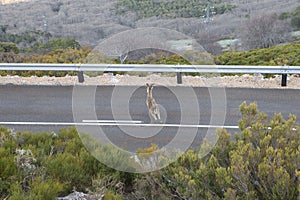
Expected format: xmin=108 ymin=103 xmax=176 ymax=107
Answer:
xmin=215 ymin=42 xmax=300 ymax=66
xmin=0 ymin=103 xmax=299 ymax=199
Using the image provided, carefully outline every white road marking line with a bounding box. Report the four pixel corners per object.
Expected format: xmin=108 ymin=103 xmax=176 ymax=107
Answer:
xmin=82 ymin=120 xmax=143 ymax=123
xmin=0 ymin=122 xmax=77 ymax=126
xmin=0 ymin=121 xmax=239 ymax=129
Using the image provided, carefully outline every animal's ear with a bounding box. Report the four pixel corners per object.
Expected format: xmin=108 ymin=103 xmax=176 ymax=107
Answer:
xmin=146 ymin=83 xmax=149 ymax=87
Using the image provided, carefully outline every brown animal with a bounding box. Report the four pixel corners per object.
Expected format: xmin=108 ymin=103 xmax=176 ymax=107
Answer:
xmin=146 ymin=83 xmax=161 ymax=121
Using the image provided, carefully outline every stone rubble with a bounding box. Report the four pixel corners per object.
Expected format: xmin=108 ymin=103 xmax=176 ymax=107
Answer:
xmin=57 ymin=191 xmax=101 ymax=200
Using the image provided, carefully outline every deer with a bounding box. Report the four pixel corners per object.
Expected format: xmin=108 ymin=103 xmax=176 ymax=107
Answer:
xmin=146 ymin=83 xmax=161 ymax=122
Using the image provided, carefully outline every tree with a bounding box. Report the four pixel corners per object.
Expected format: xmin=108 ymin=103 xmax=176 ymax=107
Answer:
xmin=240 ymin=14 xmax=291 ymax=50
xmin=0 ymin=42 xmax=20 ymax=53
xmin=291 ymin=17 xmax=300 ymax=29
xmin=290 ymin=6 xmax=300 ymax=28
xmin=194 ymin=31 xmax=223 ymax=55
xmin=280 ymin=6 xmax=300 ymax=29
xmin=0 ymin=25 xmax=8 ymax=33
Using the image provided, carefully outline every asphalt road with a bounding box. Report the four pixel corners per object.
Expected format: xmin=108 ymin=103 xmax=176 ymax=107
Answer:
xmin=0 ymin=85 xmax=299 ymax=150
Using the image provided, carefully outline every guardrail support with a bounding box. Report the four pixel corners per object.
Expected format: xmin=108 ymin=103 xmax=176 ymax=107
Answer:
xmin=177 ymin=72 xmax=182 ymax=84
xmin=281 ymin=74 xmax=287 ymax=87
xmin=77 ymin=71 xmax=84 ymax=83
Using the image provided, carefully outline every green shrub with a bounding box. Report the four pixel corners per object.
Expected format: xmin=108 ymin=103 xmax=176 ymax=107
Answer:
xmin=291 ymin=17 xmax=300 ymax=29
xmin=9 ymin=179 xmax=64 ymax=200
xmin=0 ymin=42 xmax=20 ymax=53
xmin=215 ymin=42 xmax=300 ymax=66
xmin=141 ymin=102 xmax=300 ymax=199
xmin=103 ymin=190 xmax=123 ymax=200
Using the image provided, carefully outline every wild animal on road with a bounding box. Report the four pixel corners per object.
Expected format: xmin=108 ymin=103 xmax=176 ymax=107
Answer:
xmin=146 ymin=83 xmax=161 ymax=122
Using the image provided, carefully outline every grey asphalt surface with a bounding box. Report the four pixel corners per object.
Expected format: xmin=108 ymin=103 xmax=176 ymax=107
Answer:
xmin=0 ymin=85 xmax=299 ymax=150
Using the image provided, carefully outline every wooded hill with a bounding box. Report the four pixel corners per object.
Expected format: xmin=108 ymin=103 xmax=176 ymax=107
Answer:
xmin=0 ymin=0 xmax=298 ymax=52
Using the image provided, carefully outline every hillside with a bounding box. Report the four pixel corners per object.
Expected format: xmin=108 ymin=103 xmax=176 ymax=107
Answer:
xmin=0 ymin=0 xmax=299 ymax=51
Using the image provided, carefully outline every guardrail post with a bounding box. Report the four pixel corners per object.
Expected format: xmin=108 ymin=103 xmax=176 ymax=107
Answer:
xmin=177 ymin=72 xmax=182 ymax=84
xmin=281 ymin=64 xmax=287 ymax=87
xmin=77 ymin=71 xmax=84 ymax=83
xmin=281 ymin=74 xmax=287 ymax=87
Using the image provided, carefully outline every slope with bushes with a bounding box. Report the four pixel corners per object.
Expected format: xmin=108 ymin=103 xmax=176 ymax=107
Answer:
xmin=0 ymin=102 xmax=299 ymax=199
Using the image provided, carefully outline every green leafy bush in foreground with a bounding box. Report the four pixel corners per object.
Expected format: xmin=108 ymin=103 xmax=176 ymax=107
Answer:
xmin=146 ymin=102 xmax=299 ymax=199
xmin=0 ymin=127 xmax=135 ymax=199
xmin=0 ymin=103 xmax=299 ymax=199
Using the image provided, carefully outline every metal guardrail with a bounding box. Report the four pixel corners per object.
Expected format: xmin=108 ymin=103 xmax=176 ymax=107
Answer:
xmin=0 ymin=63 xmax=299 ymax=86
xmin=0 ymin=63 xmax=299 ymax=73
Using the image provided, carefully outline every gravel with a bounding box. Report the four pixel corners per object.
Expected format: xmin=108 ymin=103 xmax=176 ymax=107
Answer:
xmin=1 ymin=73 xmax=300 ymax=88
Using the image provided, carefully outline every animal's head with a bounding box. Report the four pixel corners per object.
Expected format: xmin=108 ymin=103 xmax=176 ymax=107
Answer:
xmin=146 ymin=83 xmax=154 ymax=94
